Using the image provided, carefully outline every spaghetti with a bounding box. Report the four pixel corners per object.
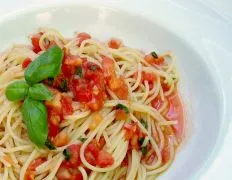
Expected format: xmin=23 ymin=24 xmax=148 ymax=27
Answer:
xmin=0 ymin=28 xmax=184 ymax=180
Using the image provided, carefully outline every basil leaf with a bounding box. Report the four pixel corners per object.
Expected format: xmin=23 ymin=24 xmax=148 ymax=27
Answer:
xmin=151 ymin=51 xmax=158 ymax=59
xmin=76 ymin=67 xmax=83 ymax=77
xmin=78 ymin=136 xmax=87 ymax=142
xmin=141 ymin=146 xmax=147 ymax=156
xmin=22 ymin=97 xmax=48 ymax=147
xmin=5 ymin=81 xmax=29 ymax=101
xmin=25 ymin=46 xmax=64 ymax=85
xmin=45 ymin=139 xmax=56 ymax=150
xmin=140 ymin=118 xmax=148 ymax=129
xmin=63 ymin=149 xmax=71 ymax=160
xmin=58 ymin=80 xmax=68 ymax=92
xmin=89 ymin=65 xmax=97 ymax=71
xmin=115 ymin=104 xmax=129 ymax=114
xmin=28 ymin=83 xmax=53 ymax=101
xmin=138 ymin=137 xmax=145 ymax=146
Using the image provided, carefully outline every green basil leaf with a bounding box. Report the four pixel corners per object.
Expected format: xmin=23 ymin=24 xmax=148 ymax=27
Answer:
xmin=78 ymin=136 xmax=87 ymax=142
xmin=141 ymin=146 xmax=147 ymax=156
xmin=58 ymin=80 xmax=68 ymax=92
xmin=140 ymin=118 xmax=148 ymax=129
xmin=22 ymin=97 xmax=48 ymax=147
xmin=76 ymin=67 xmax=83 ymax=77
xmin=115 ymin=104 xmax=129 ymax=114
xmin=5 ymin=81 xmax=29 ymax=101
xmin=138 ymin=137 xmax=145 ymax=146
xmin=151 ymin=51 xmax=158 ymax=59
xmin=25 ymin=46 xmax=64 ymax=85
xmin=28 ymin=83 xmax=53 ymax=101
xmin=89 ymin=65 xmax=97 ymax=71
xmin=63 ymin=149 xmax=71 ymax=160
xmin=45 ymin=139 xmax=56 ymax=150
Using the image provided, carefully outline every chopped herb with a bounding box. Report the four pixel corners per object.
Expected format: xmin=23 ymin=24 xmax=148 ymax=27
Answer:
xmin=78 ymin=137 xmax=87 ymax=142
xmin=115 ymin=104 xmax=129 ymax=114
xmin=45 ymin=139 xmax=56 ymax=150
xmin=151 ymin=51 xmax=158 ymax=59
xmin=63 ymin=149 xmax=71 ymax=160
xmin=138 ymin=137 xmax=145 ymax=146
xmin=47 ymin=78 xmax=54 ymax=86
xmin=58 ymin=80 xmax=68 ymax=92
xmin=89 ymin=65 xmax=97 ymax=71
xmin=141 ymin=146 xmax=147 ymax=156
xmin=76 ymin=67 xmax=83 ymax=77
xmin=140 ymin=119 xmax=148 ymax=129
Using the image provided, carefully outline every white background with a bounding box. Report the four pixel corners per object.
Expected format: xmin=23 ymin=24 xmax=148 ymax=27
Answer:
xmin=0 ymin=0 xmax=232 ymax=179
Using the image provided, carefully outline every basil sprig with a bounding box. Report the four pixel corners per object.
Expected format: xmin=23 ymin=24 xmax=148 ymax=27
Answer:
xmin=25 ymin=45 xmax=63 ymax=85
xmin=5 ymin=81 xmax=29 ymax=101
xmin=5 ymin=45 xmax=64 ymax=148
xmin=28 ymin=83 xmax=53 ymax=101
xmin=22 ymin=97 xmax=48 ymax=147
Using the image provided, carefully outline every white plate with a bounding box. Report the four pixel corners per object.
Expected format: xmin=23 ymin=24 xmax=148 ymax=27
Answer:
xmin=0 ymin=1 xmax=231 ymax=180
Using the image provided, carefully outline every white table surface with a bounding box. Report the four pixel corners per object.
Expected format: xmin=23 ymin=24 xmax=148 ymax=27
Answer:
xmin=0 ymin=0 xmax=232 ymax=179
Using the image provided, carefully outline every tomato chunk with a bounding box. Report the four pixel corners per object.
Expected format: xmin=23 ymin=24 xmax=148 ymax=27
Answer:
xmin=76 ymin=32 xmax=91 ymax=46
xmin=25 ymin=157 xmax=46 ymax=180
xmin=61 ymin=95 xmax=73 ymax=116
xmin=62 ymin=144 xmax=81 ymax=168
xmin=166 ymin=93 xmax=184 ymax=142
xmin=31 ymin=33 xmax=42 ymax=53
xmin=96 ymin=150 xmax=114 ymax=167
xmin=151 ymin=96 xmax=163 ymax=110
xmin=144 ymin=54 xmax=164 ymax=66
xmin=115 ymin=109 xmax=128 ymax=120
xmin=22 ymin=58 xmax=32 ymax=69
xmin=108 ymin=38 xmax=122 ymax=49
xmin=123 ymin=123 xmax=137 ymax=140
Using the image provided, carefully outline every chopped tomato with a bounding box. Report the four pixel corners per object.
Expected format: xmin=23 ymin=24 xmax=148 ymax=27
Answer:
xmin=115 ymin=109 xmax=128 ymax=120
xmin=121 ymin=156 xmax=128 ymax=167
xmin=62 ymin=144 xmax=81 ymax=168
xmin=71 ymin=79 xmax=92 ymax=102
xmin=56 ymin=168 xmax=72 ymax=180
xmin=130 ymin=134 xmax=139 ymax=150
xmin=108 ymin=38 xmax=122 ymax=49
xmin=89 ymin=113 xmax=103 ymax=130
xmin=161 ymin=146 xmax=170 ymax=164
xmin=151 ymin=96 xmax=163 ymax=110
xmin=76 ymin=32 xmax=91 ymax=46
xmin=102 ymin=56 xmax=115 ymax=78
xmin=61 ymin=95 xmax=73 ymax=116
xmin=96 ymin=150 xmax=114 ymax=167
xmin=70 ymin=61 xmax=106 ymax=111
xmin=64 ymin=55 xmax=82 ymax=66
xmin=77 ymin=32 xmax=91 ymax=39
xmin=22 ymin=58 xmax=32 ymax=69
xmin=161 ymin=80 xmax=170 ymax=92
xmin=57 ymin=167 xmax=83 ymax=180
xmin=98 ymin=137 xmax=106 ymax=149
xmin=112 ymin=79 xmax=128 ymax=100
xmin=31 ymin=33 xmax=42 ymax=53
xmin=48 ymin=121 xmax=59 ymax=138
xmin=25 ymin=157 xmax=46 ymax=180
xmin=54 ymin=131 xmax=69 ymax=147
xmin=123 ymin=123 xmax=137 ymax=140
xmin=142 ymin=72 xmax=156 ymax=83
xmin=166 ymin=92 xmax=184 ymax=142
xmin=144 ymin=54 xmax=164 ymax=66
xmin=62 ymin=55 xmax=83 ymax=77
xmin=62 ymin=63 xmax=76 ymax=78
xmin=108 ymin=75 xmax=123 ymax=90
